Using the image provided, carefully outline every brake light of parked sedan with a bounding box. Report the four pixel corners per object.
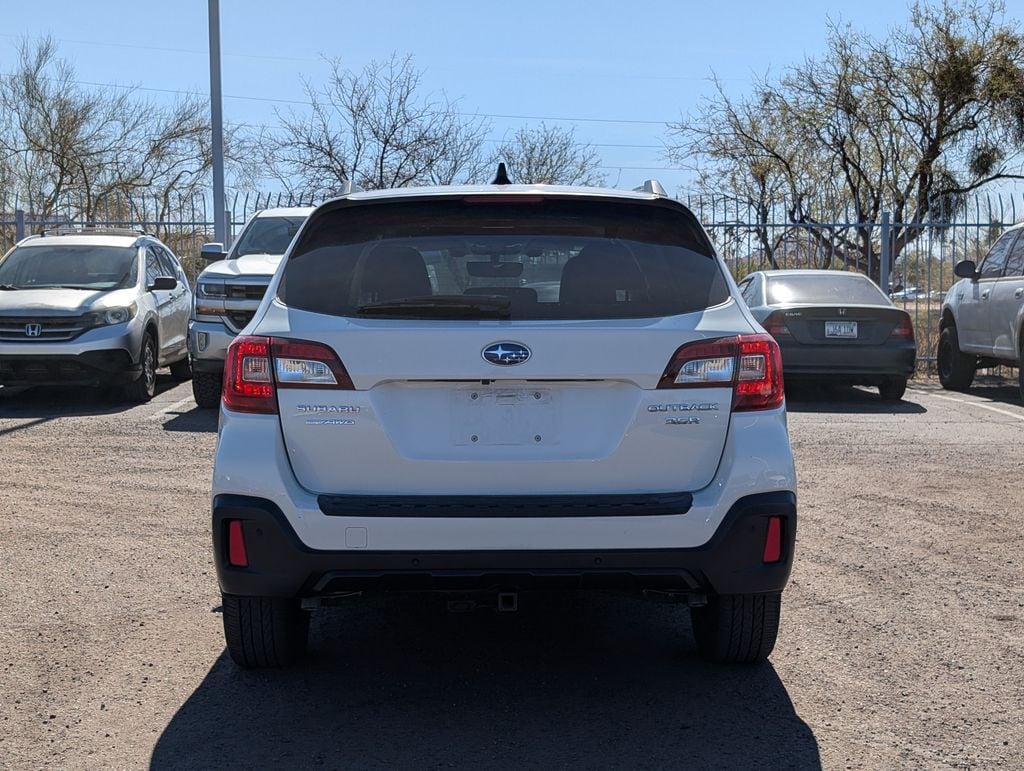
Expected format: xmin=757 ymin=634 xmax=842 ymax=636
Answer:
xmin=223 ymin=335 xmax=354 ymax=414
xmin=658 ymin=334 xmax=784 ymax=411
xmin=762 ymin=310 xmax=792 ymax=337
xmin=890 ymin=314 xmax=914 ymax=340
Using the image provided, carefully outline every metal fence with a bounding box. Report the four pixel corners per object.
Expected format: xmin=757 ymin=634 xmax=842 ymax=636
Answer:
xmin=688 ymin=192 xmax=1023 ymax=364
xmin=0 ymin=192 xmax=312 ymax=282
xmin=2 ymin=189 xmax=1021 ymax=366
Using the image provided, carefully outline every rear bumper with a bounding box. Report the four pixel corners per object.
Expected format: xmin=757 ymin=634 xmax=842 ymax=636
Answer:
xmin=0 ymin=350 xmax=139 ymax=385
xmin=213 ymin=491 xmax=797 ymax=598
xmin=779 ymin=339 xmax=916 ymax=381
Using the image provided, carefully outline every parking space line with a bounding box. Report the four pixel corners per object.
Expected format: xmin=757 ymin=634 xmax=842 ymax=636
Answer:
xmin=913 ymin=390 xmax=1024 ymax=422
xmin=148 ymin=396 xmax=195 ymax=421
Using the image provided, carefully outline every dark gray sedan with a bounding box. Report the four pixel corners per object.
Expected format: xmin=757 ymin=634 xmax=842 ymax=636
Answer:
xmin=737 ymin=269 xmax=916 ymax=401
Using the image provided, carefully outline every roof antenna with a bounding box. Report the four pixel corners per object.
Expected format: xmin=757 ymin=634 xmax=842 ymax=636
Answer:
xmin=492 ymin=162 xmax=511 ymax=185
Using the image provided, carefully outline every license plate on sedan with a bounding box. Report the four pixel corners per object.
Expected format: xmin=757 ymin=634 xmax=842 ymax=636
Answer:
xmin=825 ymin=321 xmax=858 ymax=338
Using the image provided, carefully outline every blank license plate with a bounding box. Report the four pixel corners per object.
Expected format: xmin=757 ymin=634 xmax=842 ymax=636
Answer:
xmin=452 ymin=388 xmax=557 ymax=446
xmin=825 ymin=321 xmax=858 ymax=338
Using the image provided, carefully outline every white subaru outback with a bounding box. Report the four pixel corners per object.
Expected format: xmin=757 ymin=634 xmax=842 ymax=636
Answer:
xmin=211 ymin=179 xmax=797 ymax=668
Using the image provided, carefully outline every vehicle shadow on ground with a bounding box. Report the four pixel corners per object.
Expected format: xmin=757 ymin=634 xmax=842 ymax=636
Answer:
xmin=784 ymin=382 xmax=927 ymax=414
xmin=150 ymin=593 xmax=821 ymax=770
xmin=912 ymin=376 xmax=1022 ymax=409
xmin=0 ymin=376 xmax=179 ymax=421
xmin=162 ymin=405 xmax=218 ymax=433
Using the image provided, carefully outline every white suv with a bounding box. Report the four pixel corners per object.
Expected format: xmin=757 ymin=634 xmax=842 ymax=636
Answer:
xmin=938 ymin=221 xmax=1024 ymax=400
xmin=210 ymin=180 xmax=797 ymax=668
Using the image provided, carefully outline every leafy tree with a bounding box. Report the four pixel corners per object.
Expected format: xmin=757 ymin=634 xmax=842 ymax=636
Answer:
xmin=667 ymin=0 xmax=1024 ymax=281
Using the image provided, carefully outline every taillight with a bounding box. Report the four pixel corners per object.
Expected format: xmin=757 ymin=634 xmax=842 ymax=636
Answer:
xmin=763 ymin=516 xmax=782 ymax=563
xmin=222 ymin=335 xmax=354 ymax=414
xmin=762 ymin=310 xmax=791 ymax=338
xmin=890 ymin=314 xmax=914 ymax=340
xmin=658 ymin=334 xmax=784 ymax=412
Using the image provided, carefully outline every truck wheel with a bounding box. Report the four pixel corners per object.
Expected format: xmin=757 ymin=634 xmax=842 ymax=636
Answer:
xmin=878 ymin=376 xmax=907 ymax=402
xmin=222 ymin=595 xmax=309 ymax=668
xmin=192 ymin=370 xmax=221 ymax=409
xmin=937 ymin=326 xmax=975 ymax=391
xmin=169 ymin=356 xmax=192 ymax=381
xmin=690 ymin=592 xmax=781 ymax=664
xmin=123 ymin=333 xmax=157 ymax=403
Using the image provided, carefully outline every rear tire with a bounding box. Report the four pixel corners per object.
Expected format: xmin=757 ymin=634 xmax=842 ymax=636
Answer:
xmin=222 ymin=595 xmax=310 ymax=668
xmin=123 ymin=333 xmax=157 ymax=403
xmin=192 ymin=369 xmax=221 ymax=409
xmin=937 ymin=326 xmax=975 ymax=392
xmin=169 ymin=356 xmax=192 ymax=381
xmin=690 ymin=592 xmax=781 ymax=664
xmin=878 ymin=376 xmax=907 ymax=402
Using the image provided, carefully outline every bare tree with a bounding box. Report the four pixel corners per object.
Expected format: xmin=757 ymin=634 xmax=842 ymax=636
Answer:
xmin=0 ymin=37 xmax=213 ymax=223
xmin=492 ymin=124 xmax=605 ymax=185
xmin=249 ymin=54 xmax=489 ymax=198
xmin=668 ymin=0 xmax=1024 ymax=281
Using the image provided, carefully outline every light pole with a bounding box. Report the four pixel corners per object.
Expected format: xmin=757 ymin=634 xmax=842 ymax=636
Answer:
xmin=208 ymin=0 xmax=227 ymax=245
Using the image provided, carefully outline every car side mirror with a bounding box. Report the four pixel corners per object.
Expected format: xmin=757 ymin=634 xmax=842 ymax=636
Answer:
xmin=954 ymin=260 xmax=978 ymax=280
xmin=201 ymin=242 xmax=227 ymax=262
xmin=149 ymin=276 xmax=177 ymax=292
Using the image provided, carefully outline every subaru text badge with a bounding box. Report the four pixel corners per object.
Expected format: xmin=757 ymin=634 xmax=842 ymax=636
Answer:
xmin=482 ymin=342 xmax=531 ymax=366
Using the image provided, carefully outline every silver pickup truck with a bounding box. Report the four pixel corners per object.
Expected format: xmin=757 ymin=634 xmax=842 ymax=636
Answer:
xmin=189 ymin=207 xmax=313 ymax=407
xmin=938 ymin=221 xmax=1024 ymax=401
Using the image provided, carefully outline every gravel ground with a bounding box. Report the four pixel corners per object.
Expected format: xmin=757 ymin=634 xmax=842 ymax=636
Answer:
xmin=0 ymin=376 xmax=1021 ymax=769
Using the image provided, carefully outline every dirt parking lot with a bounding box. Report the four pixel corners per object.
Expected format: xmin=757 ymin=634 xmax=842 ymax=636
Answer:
xmin=0 ymin=376 xmax=1021 ymax=769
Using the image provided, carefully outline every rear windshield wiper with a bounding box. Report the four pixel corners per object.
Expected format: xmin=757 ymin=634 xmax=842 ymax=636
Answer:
xmin=357 ymin=294 xmax=512 ymax=318
xmin=0 ymin=283 xmax=19 ymax=290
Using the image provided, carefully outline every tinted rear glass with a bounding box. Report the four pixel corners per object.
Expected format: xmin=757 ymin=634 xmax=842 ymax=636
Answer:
xmin=278 ymin=198 xmax=727 ymax=320
xmin=766 ymin=274 xmax=888 ymax=305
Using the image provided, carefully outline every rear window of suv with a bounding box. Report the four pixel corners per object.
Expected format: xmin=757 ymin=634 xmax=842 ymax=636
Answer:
xmin=278 ymin=197 xmax=728 ymax=320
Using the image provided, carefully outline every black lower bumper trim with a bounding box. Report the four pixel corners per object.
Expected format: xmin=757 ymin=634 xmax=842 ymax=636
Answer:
xmin=0 ymin=350 xmax=137 ymax=385
xmin=213 ymin=491 xmax=797 ymax=598
xmin=190 ymin=358 xmax=224 ymax=375
xmin=317 ymin=491 xmax=693 ymax=518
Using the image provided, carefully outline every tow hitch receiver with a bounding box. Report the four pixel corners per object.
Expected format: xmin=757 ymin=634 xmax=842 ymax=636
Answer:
xmin=497 ymin=592 xmax=519 ymax=612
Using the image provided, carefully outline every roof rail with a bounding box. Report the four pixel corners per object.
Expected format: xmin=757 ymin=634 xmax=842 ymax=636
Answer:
xmin=42 ymin=226 xmax=148 ymax=238
xmin=633 ymin=179 xmax=668 ymax=197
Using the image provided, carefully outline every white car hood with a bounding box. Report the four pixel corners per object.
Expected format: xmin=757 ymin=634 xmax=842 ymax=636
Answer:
xmin=0 ymin=287 xmax=136 ymax=315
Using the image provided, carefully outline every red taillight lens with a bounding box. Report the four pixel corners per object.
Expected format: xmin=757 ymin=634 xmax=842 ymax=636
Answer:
xmin=227 ymin=519 xmax=248 ymax=567
xmin=222 ymin=335 xmax=354 ymax=414
xmin=762 ymin=310 xmax=792 ymax=338
xmin=734 ymin=334 xmax=784 ymax=411
xmin=223 ymin=336 xmax=275 ymax=414
xmin=890 ymin=314 xmax=914 ymax=340
xmin=658 ymin=334 xmax=784 ymax=411
xmin=763 ymin=516 xmax=782 ymax=564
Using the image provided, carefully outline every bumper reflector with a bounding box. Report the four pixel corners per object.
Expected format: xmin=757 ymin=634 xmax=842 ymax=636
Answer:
xmin=227 ymin=520 xmax=248 ymax=567
xmin=763 ymin=516 xmax=782 ymax=563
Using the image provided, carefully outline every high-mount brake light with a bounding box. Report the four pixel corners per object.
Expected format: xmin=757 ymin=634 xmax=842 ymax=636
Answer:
xmin=462 ymin=195 xmax=544 ymax=204
xmin=222 ymin=335 xmax=354 ymax=414
xmin=658 ymin=334 xmax=784 ymax=411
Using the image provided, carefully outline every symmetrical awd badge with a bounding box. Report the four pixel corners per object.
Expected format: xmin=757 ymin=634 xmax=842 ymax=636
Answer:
xmin=482 ymin=342 xmax=531 ymax=366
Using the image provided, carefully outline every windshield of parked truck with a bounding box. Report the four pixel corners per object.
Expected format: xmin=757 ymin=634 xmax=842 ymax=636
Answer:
xmin=233 ymin=216 xmax=306 ymax=257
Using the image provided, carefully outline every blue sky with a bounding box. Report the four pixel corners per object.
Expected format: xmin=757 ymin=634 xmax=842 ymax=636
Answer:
xmin=0 ymin=1 xmax=935 ymax=195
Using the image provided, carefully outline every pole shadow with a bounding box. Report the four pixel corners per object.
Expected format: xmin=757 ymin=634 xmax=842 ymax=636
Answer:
xmin=151 ymin=592 xmax=820 ymax=770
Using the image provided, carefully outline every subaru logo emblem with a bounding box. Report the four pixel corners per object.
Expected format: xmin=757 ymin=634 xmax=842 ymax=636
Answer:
xmin=482 ymin=342 xmax=531 ymax=366
xmin=24 ymin=323 xmax=42 ymax=337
